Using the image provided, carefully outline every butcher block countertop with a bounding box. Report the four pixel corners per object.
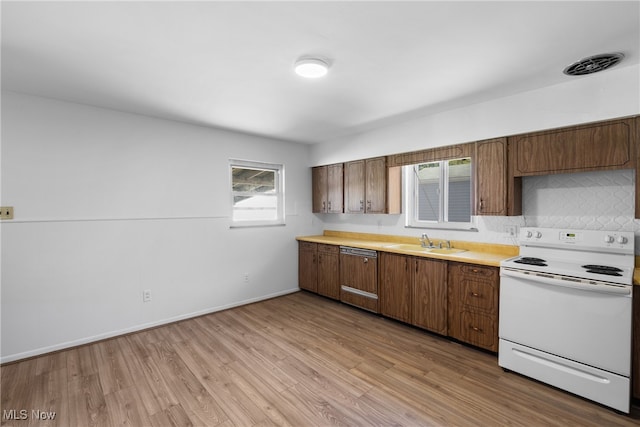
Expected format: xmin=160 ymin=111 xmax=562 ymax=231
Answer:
xmin=297 ymin=230 xmax=518 ymax=267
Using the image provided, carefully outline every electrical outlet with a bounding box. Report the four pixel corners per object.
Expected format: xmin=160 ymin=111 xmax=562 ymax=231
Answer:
xmin=0 ymin=207 xmax=14 ymax=220
xmin=243 ymin=273 xmax=249 ymax=283
xmin=143 ymin=289 xmax=152 ymax=302
xmin=504 ymin=225 xmax=517 ymax=237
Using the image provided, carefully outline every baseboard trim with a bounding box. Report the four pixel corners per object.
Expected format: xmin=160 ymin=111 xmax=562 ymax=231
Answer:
xmin=1 ymin=288 xmax=300 ymax=364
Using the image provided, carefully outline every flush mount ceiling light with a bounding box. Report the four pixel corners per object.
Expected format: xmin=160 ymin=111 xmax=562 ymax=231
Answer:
xmin=294 ymin=57 xmax=330 ymax=78
xmin=563 ymin=52 xmax=624 ymax=76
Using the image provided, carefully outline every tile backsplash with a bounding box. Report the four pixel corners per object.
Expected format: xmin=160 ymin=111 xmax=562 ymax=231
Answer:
xmin=317 ymin=169 xmax=639 ymax=251
xmin=522 ymin=169 xmax=636 ymax=231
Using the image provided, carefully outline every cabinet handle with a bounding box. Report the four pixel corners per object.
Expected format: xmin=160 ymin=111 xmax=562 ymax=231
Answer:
xmin=322 ymin=201 xmax=326 ymax=212
xmin=479 ymin=198 xmax=484 ymax=212
xmin=470 ymin=292 xmax=481 ymax=297
xmin=318 ymin=254 xmax=322 ymax=264
xmin=469 ymin=325 xmax=483 ymax=333
xmin=363 ymin=257 xmax=369 ymax=264
xmin=360 ymin=200 xmax=364 ymax=211
xmin=328 ymin=201 xmax=332 ymax=211
xmin=367 ymin=200 xmax=372 ymax=211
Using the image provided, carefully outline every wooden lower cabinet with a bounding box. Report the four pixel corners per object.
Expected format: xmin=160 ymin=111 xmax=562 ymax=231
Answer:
xmin=298 ymin=242 xmax=340 ymax=299
xmin=379 ymin=253 xmax=412 ymax=323
xmin=379 ymin=253 xmax=448 ymax=335
xmin=317 ymin=244 xmax=340 ymax=299
xmin=298 ymin=241 xmax=318 ymax=293
xmin=633 ymin=287 xmax=640 ymax=400
xmin=413 ymin=258 xmax=448 ymax=335
xmin=447 ymin=262 xmax=499 ymax=352
xmin=300 ymin=242 xmax=500 ymax=352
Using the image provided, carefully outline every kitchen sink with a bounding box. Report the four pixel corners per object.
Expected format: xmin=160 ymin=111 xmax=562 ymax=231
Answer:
xmin=428 ymin=247 xmax=467 ymax=254
xmin=383 ymin=243 xmax=467 ymax=254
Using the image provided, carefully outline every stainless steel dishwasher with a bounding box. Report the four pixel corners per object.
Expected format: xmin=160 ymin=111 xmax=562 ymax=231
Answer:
xmin=339 ymin=246 xmax=379 ymax=313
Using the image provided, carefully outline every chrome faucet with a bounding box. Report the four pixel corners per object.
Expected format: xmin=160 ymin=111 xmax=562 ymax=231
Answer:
xmin=420 ymin=233 xmax=435 ymax=248
xmin=439 ymin=240 xmax=452 ymax=249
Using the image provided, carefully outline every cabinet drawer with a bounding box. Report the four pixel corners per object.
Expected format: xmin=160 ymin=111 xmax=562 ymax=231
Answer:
xmin=459 ymin=311 xmax=497 ymax=352
xmin=299 ymin=241 xmax=317 ymax=252
xmin=460 ymin=280 xmax=498 ymax=313
xmin=318 ymin=244 xmax=339 ymax=254
xmin=458 ymin=263 xmax=497 ymax=279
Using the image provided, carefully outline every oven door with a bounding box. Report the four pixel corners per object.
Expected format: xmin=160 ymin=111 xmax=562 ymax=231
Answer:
xmin=499 ymin=268 xmax=632 ymax=376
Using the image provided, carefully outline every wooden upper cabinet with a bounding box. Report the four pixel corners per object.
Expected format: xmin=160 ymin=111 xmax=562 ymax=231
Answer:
xmin=509 ymin=118 xmax=635 ymax=176
xmin=345 ymin=160 xmax=366 ymax=213
xmin=326 ymin=164 xmax=344 ymax=213
xmin=387 ymin=144 xmax=472 ymax=167
xmin=312 ymin=163 xmax=343 ymax=213
xmin=365 ymin=157 xmax=387 ymax=213
xmin=344 ymin=157 xmax=401 ymax=214
xmin=475 ymin=138 xmax=507 ymax=216
xmin=312 ymin=166 xmax=328 ymax=213
xmin=507 ymin=116 xmax=639 ymax=217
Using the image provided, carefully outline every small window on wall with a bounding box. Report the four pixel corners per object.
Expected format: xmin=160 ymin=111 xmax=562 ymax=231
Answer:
xmin=230 ymin=160 xmax=284 ymax=227
xmin=405 ymin=157 xmax=474 ymax=230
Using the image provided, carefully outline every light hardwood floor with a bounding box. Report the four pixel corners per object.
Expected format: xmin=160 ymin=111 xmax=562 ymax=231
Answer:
xmin=1 ymin=291 xmax=639 ymax=426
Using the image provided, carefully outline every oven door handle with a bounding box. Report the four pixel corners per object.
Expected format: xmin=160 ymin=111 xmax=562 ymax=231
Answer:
xmin=500 ymin=268 xmax=632 ymax=296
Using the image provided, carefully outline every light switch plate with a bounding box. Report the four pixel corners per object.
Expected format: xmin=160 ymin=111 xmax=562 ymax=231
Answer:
xmin=0 ymin=207 xmax=14 ymax=220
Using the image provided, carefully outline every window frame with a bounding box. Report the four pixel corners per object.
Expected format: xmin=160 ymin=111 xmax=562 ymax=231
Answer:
xmin=404 ymin=158 xmax=476 ymax=231
xmin=229 ymin=159 xmax=285 ymax=228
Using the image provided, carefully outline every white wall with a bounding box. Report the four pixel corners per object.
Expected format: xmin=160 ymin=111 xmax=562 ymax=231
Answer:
xmin=0 ymin=91 xmax=321 ymax=362
xmin=311 ymin=64 xmax=640 ymax=165
xmin=310 ymin=64 xmax=640 ymax=247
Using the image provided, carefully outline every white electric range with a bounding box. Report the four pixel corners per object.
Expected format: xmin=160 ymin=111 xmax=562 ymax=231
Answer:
xmin=499 ymin=227 xmax=635 ymax=413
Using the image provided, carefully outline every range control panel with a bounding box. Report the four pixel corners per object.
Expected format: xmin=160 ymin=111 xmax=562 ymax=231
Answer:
xmin=519 ymin=227 xmax=635 ymax=254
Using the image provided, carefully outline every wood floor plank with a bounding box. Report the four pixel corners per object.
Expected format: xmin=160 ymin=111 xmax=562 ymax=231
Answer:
xmin=104 ymin=386 xmax=153 ymax=427
xmin=67 ymin=373 xmax=109 ymax=427
xmin=149 ymin=404 xmax=193 ymax=427
xmin=149 ymin=340 xmax=227 ymax=426
xmin=93 ymin=339 xmax=132 ymax=396
xmin=2 ymin=291 xmax=640 ymax=426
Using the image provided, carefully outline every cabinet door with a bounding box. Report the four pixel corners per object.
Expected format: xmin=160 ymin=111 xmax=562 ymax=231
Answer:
xmin=344 ymin=160 xmax=365 ymax=213
xmin=633 ymin=288 xmax=640 ymax=399
xmin=511 ymin=119 xmax=634 ymax=175
xmin=413 ymin=258 xmax=448 ymax=335
xmin=312 ymin=166 xmax=328 ymax=213
xmin=317 ymin=246 xmax=340 ymax=300
xmin=379 ymin=253 xmax=412 ymax=323
xmin=365 ymin=157 xmax=387 ymax=213
xmin=327 ymin=163 xmax=344 ymax=213
xmin=476 ymin=138 xmax=507 ymax=215
xmin=298 ymin=242 xmax=317 ymax=292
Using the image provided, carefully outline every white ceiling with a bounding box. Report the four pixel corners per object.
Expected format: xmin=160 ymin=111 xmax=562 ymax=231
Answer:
xmin=2 ymin=1 xmax=639 ymax=144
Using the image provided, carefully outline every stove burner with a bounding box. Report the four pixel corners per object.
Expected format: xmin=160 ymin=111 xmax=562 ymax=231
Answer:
xmin=582 ymin=264 xmax=624 ymax=277
xmin=514 ymin=257 xmax=547 ymax=266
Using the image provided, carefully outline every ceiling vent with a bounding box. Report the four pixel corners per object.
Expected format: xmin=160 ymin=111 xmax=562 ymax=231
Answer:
xmin=563 ymin=53 xmax=624 ymax=76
